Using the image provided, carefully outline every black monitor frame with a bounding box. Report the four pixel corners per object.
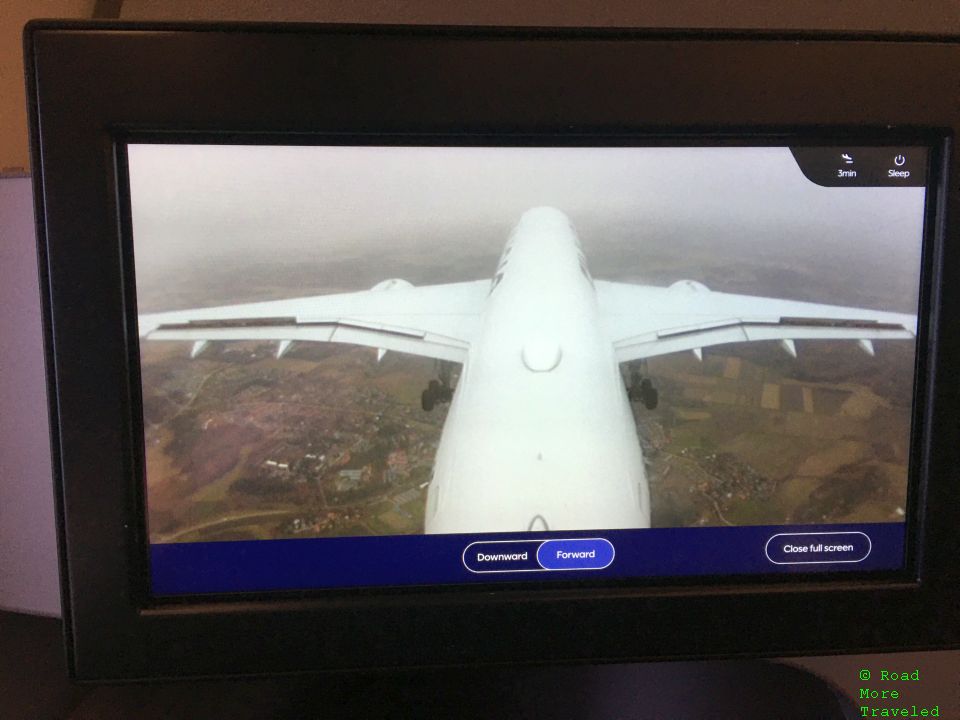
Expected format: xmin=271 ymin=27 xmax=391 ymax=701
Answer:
xmin=24 ymin=21 xmax=960 ymax=680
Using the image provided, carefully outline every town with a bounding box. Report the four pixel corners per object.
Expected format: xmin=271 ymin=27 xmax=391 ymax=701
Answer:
xmin=141 ymin=329 xmax=913 ymax=542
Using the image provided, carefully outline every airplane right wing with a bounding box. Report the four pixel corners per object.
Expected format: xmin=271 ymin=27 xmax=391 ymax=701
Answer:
xmin=596 ymin=280 xmax=917 ymax=363
xmin=139 ymin=279 xmax=492 ymax=364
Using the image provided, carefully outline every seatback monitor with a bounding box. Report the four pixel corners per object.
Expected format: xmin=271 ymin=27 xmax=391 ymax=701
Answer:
xmin=24 ymin=23 xmax=960 ymax=679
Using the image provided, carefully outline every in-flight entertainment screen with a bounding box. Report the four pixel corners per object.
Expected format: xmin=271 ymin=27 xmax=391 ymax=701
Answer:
xmin=128 ymin=143 xmax=928 ymax=595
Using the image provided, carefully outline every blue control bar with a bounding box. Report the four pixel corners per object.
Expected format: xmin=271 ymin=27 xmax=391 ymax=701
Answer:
xmin=151 ymin=522 xmax=906 ymax=596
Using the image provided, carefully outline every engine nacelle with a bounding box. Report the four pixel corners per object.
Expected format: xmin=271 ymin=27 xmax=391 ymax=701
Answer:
xmin=371 ymin=278 xmax=414 ymax=291
xmin=669 ymin=279 xmax=710 ymax=293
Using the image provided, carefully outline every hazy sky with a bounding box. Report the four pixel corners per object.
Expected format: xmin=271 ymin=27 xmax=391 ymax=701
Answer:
xmin=127 ymin=144 xmax=927 ymax=311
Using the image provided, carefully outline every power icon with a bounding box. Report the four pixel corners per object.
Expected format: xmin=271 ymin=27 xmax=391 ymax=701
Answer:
xmin=894 ymin=154 xmax=906 ymax=166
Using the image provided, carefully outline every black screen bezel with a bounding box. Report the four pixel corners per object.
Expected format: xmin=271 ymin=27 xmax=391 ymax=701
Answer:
xmin=24 ymin=22 xmax=960 ymax=680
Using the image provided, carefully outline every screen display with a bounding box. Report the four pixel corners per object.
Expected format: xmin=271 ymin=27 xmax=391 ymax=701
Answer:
xmin=128 ymin=143 xmax=928 ymax=595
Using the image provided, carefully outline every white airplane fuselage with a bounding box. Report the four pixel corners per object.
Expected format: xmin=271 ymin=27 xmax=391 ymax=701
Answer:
xmin=425 ymin=208 xmax=650 ymax=533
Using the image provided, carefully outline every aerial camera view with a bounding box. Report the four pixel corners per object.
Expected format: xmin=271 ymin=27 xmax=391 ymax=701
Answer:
xmin=131 ymin=144 xmax=923 ymax=543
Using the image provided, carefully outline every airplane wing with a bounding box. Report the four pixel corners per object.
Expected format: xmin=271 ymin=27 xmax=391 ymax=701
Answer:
xmin=138 ymin=279 xmax=491 ymax=364
xmin=595 ymin=280 xmax=917 ymax=363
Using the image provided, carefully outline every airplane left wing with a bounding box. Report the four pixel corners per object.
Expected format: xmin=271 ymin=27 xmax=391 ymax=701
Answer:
xmin=138 ymin=279 xmax=491 ymax=364
xmin=595 ymin=280 xmax=917 ymax=363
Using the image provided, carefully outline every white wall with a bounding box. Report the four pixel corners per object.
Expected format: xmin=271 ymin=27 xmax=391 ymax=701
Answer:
xmin=0 ymin=177 xmax=60 ymax=616
xmin=119 ymin=0 xmax=960 ymax=32
xmin=0 ymin=0 xmax=95 ymax=616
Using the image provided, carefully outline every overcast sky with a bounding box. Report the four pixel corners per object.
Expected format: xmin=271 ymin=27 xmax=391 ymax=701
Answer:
xmin=127 ymin=144 xmax=927 ymax=311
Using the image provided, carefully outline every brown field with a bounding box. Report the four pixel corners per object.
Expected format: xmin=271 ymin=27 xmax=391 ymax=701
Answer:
xmin=142 ymin=334 xmax=914 ymax=540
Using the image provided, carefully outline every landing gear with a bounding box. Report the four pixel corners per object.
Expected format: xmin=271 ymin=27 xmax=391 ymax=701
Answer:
xmin=421 ymin=363 xmax=455 ymax=412
xmin=421 ymin=385 xmax=436 ymax=412
xmin=627 ymin=369 xmax=659 ymax=410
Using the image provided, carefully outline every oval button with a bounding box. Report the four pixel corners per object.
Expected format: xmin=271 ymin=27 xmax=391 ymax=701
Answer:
xmin=537 ymin=538 xmax=615 ymax=571
xmin=764 ymin=532 xmax=872 ymax=565
xmin=463 ymin=540 xmax=542 ymax=573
